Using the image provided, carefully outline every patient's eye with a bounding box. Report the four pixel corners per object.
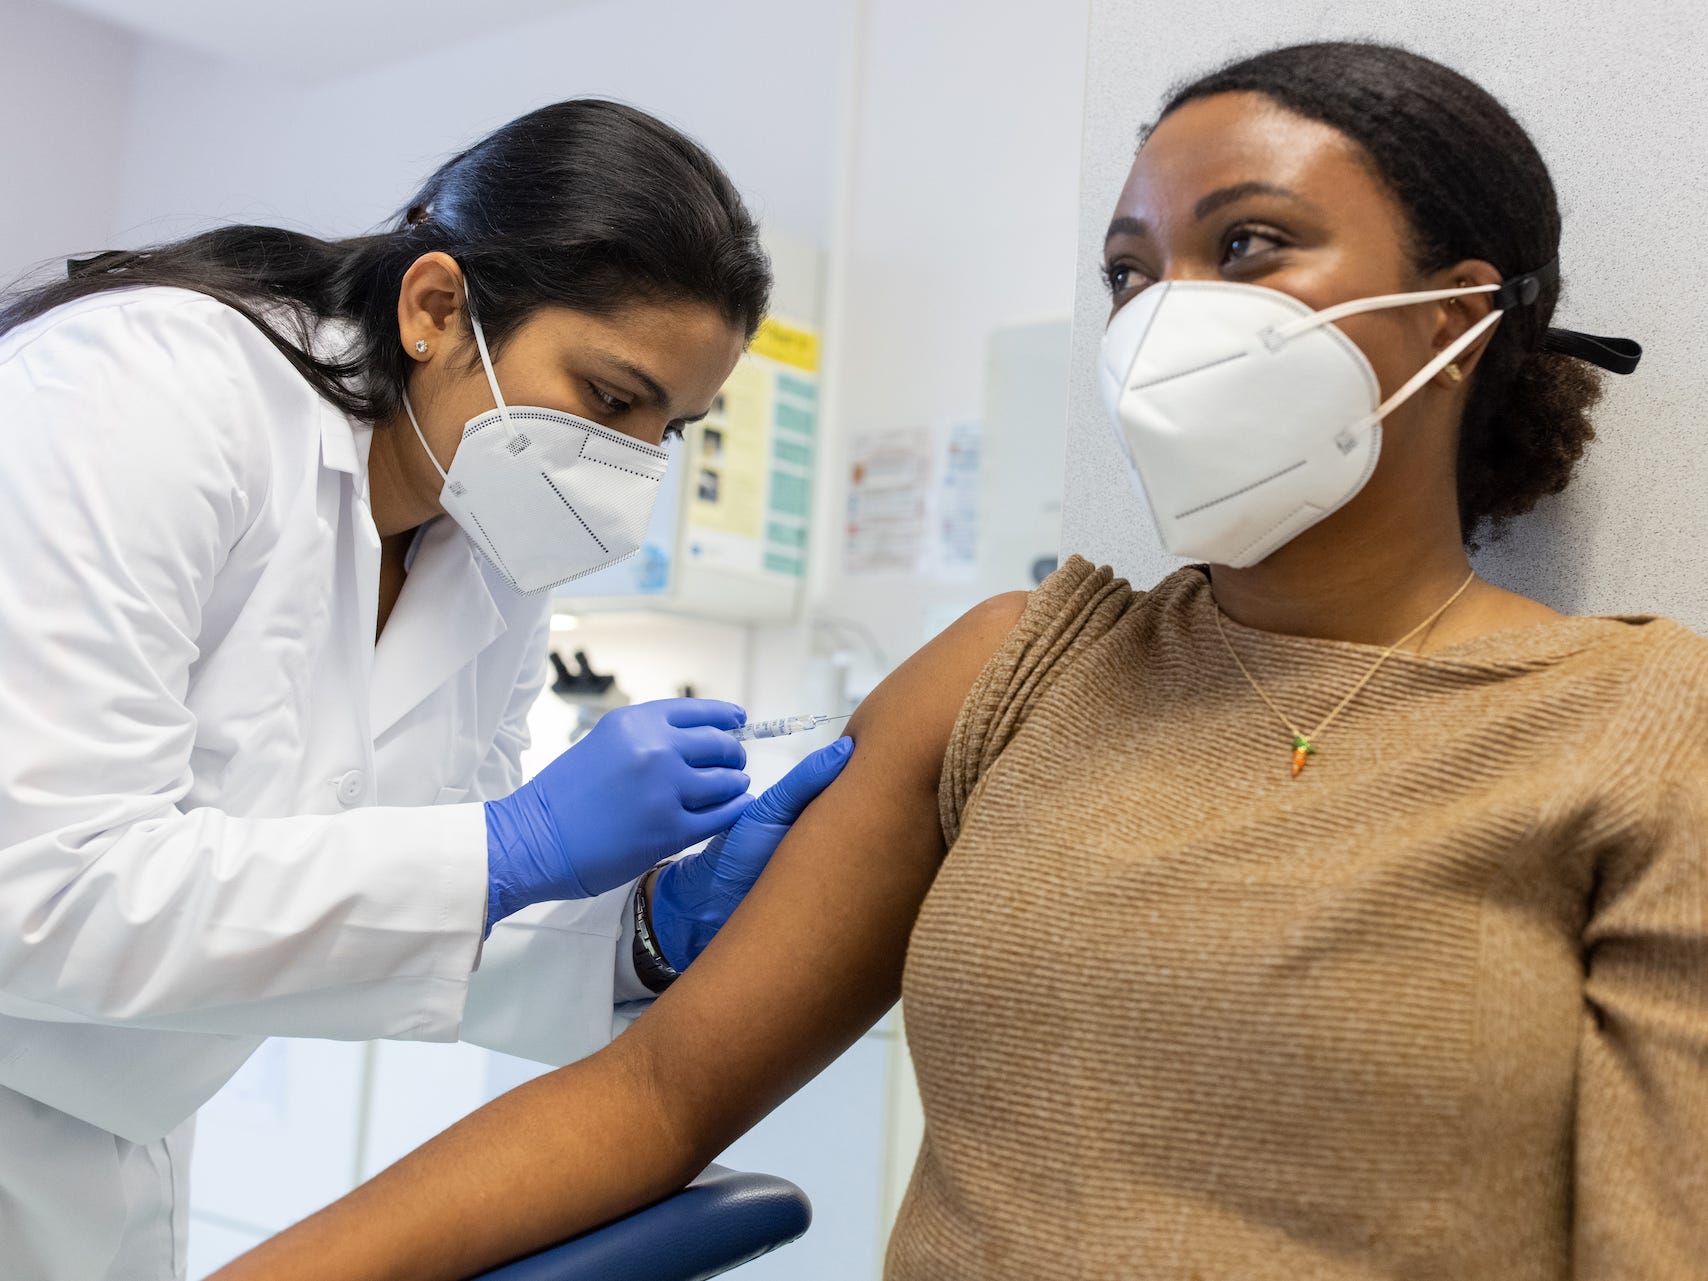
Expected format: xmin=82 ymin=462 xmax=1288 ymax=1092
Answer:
xmin=1101 ymin=261 xmax=1152 ymax=301
xmin=1223 ymin=225 xmax=1285 ymax=267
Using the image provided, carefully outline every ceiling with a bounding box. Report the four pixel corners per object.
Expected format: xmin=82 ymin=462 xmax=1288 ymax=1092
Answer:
xmin=47 ymin=0 xmax=603 ymax=81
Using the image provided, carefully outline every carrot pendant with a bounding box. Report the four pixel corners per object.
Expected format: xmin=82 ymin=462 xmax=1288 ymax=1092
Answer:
xmin=1290 ymin=733 xmax=1315 ymax=778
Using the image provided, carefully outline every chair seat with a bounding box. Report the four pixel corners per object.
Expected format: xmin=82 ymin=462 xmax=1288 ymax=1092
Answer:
xmin=469 ymin=1164 xmax=812 ymax=1281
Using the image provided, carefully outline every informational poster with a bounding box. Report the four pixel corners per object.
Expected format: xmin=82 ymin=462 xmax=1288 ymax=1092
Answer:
xmin=685 ymin=315 xmax=819 ymax=579
xmin=844 ymin=429 xmax=932 ymax=575
xmin=934 ymin=420 xmax=982 ymax=577
xmin=844 ymin=421 xmax=983 ymax=577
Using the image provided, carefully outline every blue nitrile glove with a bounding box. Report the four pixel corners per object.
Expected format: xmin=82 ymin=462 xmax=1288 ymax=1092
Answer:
xmin=484 ymin=699 xmax=752 ymax=934
xmin=650 ymin=735 xmax=854 ymax=970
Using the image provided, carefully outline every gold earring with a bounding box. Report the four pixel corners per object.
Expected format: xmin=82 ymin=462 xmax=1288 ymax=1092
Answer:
xmin=1445 ymin=363 xmax=1463 ymax=383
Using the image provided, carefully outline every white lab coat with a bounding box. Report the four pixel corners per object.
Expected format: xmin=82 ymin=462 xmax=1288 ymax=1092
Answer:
xmin=0 ymin=287 xmax=648 ymax=1280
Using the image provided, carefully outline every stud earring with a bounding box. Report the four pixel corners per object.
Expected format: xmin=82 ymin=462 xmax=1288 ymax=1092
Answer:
xmin=414 ymin=339 xmax=429 ymax=354
xmin=1445 ymin=363 xmax=1464 ymax=383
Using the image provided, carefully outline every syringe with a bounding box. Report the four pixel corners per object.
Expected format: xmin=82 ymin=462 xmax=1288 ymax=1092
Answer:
xmin=728 ymin=713 xmax=850 ymax=742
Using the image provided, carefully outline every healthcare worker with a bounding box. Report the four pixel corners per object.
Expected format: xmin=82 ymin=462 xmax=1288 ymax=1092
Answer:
xmin=0 ymin=98 xmax=848 ymax=1281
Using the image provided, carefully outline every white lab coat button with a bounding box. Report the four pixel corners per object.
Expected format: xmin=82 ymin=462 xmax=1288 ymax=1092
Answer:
xmin=333 ymin=770 xmax=367 ymax=806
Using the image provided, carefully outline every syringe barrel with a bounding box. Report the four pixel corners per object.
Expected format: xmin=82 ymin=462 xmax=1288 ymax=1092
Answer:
xmin=729 ymin=715 xmax=810 ymax=742
xmin=729 ymin=714 xmax=822 ymax=741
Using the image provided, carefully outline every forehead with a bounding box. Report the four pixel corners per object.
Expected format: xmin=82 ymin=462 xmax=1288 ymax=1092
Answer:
xmin=528 ymin=297 xmax=739 ymax=352
xmin=529 ymin=299 xmax=745 ymax=396
xmin=1117 ymin=90 xmax=1390 ymax=226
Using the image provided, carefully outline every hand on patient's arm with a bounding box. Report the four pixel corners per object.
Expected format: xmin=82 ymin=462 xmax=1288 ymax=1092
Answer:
xmin=212 ymin=591 xmax=1030 ymax=1281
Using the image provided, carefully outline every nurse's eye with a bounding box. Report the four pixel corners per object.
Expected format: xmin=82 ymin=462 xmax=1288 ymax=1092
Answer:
xmin=1223 ymin=225 xmax=1285 ymax=266
xmin=586 ymin=382 xmax=630 ymax=415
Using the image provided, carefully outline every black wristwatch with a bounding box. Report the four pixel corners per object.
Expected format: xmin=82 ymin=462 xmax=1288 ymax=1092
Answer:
xmin=631 ymin=867 xmax=680 ymax=994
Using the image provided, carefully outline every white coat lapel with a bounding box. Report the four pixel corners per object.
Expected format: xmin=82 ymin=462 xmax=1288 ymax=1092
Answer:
xmin=370 ymin=517 xmax=507 ymax=738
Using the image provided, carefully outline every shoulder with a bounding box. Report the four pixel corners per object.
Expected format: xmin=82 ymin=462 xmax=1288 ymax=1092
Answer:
xmin=1616 ymin=619 xmax=1708 ymax=739
xmin=876 ymin=556 xmax=1149 ymax=734
xmin=1576 ymin=619 xmax=1708 ymax=846
xmin=846 ymin=558 xmax=1175 ymax=820
xmin=921 ymin=556 xmax=1179 ymax=842
xmin=956 ymin=554 xmax=1173 ymax=716
xmin=0 ymin=285 xmax=331 ymax=423
xmin=0 ymin=287 xmax=335 ymax=487
xmin=0 ymin=289 xmax=345 ymax=559
xmin=3 ymin=286 xmax=261 ymax=365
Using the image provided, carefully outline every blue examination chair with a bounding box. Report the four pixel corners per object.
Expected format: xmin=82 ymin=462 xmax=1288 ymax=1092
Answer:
xmin=467 ymin=1165 xmax=812 ymax=1281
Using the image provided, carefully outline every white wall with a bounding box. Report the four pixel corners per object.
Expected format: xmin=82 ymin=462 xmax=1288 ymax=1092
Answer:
xmin=1063 ymin=0 xmax=1708 ymax=630
xmin=0 ymin=0 xmax=134 ymax=287
xmin=806 ymin=0 xmax=1091 ymax=671
xmin=108 ymin=0 xmax=846 ymax=250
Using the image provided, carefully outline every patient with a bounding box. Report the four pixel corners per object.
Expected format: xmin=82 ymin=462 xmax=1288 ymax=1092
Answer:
xmin=217 ymin=41 xmax=1706 ymax=1281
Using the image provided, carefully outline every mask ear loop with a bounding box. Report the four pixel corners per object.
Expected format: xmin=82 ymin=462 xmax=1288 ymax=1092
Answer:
xmin=402 ymin=392 xmax=451 ymax=485
xmin=1263 ymin=281 xmax=1500 ymax=346
xmin=401 ymin=270 xmax=516 ymax=482
xmin=1344 ymin=305 xmax=1506 ymax=437
xmin=402 ymin=283 xmax=521 ymax=486
xmin=463 ymin=293 xmax=518 ymax=443
xmin=1259 ymin=280 xmax=1511 ymax=448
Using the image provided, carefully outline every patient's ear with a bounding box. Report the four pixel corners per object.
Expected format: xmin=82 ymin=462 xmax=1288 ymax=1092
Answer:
xmin=1430 ymin=258 xmax=1503 ymax=384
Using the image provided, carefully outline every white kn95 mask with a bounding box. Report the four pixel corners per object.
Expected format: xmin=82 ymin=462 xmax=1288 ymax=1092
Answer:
xmin=1097 ymin=266 xmax=1556 ymax=569
xmin=403 ymin=306 xmax=668 ymax=595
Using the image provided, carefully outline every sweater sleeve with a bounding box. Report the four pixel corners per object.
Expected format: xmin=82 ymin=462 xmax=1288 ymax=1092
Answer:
xmin=938 ymin=555 xmax=1139 ymax=847
xmin=1574 ymin=628 xmax=1708 ymax=1276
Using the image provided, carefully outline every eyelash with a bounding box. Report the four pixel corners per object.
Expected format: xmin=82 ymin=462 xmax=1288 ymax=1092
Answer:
xmin=587 ymin=382 xmax=630 ymax=415
xmin=587 ymin=381 xmax=686 ymax=443
xmin=1223 ymin=223 xmax=1287 ymax=263
xmin=1101 ymin=223 xmax=1290 ymax=298
xmin=1100 ymin=262 xmax=1146 ymax=298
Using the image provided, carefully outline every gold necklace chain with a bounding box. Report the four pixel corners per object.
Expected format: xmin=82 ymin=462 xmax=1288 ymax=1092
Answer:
xmin=1213 ymin=570 xmax=1477 ymax=778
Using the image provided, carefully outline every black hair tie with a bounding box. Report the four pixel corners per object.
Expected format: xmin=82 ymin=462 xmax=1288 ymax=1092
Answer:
xmin=1487 ymin=259 xmax=1642 ymax=375
xmin=1544 ymin=327 xmax=1643 ymax=375
xmin=65 ymin=251 xmax=133 ymax=278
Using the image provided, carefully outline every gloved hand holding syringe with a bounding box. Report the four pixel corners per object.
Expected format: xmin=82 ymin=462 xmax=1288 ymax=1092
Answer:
xmin=728 ymin=712 xmax=851 ymax=742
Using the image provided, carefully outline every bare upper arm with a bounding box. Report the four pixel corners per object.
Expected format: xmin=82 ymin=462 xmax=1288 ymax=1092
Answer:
xmin=624 ymin=589 xmax=1031 ymax=1160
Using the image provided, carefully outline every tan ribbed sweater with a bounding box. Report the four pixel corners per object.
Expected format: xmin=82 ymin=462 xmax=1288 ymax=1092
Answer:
xmin=888 ymin=557 xmax=1708 ymax=1280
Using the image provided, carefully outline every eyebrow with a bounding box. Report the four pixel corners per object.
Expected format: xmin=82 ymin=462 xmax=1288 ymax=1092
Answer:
xmin=1103 ymin=181 xmax=1311 ymax=245
xmin=1191 ymin=181 xmax=1304 ymax=221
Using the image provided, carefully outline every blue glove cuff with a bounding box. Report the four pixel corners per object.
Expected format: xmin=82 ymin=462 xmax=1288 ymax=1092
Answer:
xmin=485 ymin=790 xmax=592 ymax=934
xmin=649 ymin=858 xmax=719 ymax=973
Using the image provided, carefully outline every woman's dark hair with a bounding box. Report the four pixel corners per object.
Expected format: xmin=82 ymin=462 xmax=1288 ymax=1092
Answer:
xmin=0 ymin=99 xmax=771 ymax=423
xmin=1156 ymin=41 xmax=1601 ymax=546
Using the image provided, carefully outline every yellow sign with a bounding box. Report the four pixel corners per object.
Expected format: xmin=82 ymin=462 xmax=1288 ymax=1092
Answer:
xmin=687 ymin=360 xmax=771 ymax=538
xmin=750 ymin=316 xmax=820 ymax=373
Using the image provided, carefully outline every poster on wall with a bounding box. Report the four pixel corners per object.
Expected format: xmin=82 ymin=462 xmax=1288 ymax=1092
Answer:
xmin=934 ymin=420 xmax=981 ymax=578
xmin=685 ymin=315 xmax=819 ymax=580
xmin=844 ymin=421 xmax=983 ymax=578
xmin=844 ymin=429 xmax=931 ymax=574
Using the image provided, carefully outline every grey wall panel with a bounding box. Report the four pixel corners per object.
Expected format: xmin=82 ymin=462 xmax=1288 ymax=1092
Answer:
xmin=1062 ymin=0 xmax=1708 ymax=627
